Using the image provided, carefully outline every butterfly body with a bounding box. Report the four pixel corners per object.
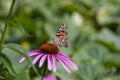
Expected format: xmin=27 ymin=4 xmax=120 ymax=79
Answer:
xmin=53 ymin=24 xmax=69 ymax=48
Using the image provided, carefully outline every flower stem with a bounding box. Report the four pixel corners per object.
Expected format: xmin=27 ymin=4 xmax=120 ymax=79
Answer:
xmin=0 ymin=0 xmax=16 ymax=51
xmin=41 ymin=61 xmax=48 ymax=80
xmin=43 ymin=62 xmax=47 ymax=76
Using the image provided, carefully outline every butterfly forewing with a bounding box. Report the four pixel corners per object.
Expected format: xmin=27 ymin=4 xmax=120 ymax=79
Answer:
xmin=53 ymin=24 xmax=69 ymax=48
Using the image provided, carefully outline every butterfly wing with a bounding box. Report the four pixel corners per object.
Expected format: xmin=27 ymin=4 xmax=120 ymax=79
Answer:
xmin=53 ymin=24 xmax=69 ymax=48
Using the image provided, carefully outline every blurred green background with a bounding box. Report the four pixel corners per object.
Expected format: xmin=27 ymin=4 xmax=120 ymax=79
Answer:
xmin=0 ymin=0 xmax=120 ymax=80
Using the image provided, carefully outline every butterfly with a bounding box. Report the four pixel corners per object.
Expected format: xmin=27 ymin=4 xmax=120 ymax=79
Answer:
xmin=53 ymin=24 xmax=69 ymax=48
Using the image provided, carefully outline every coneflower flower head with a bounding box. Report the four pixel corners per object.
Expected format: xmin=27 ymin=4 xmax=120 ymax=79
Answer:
xmin=19 ymin=43 xmax=78 ymax=73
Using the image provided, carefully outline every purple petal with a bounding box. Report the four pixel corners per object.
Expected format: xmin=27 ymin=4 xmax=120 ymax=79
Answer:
xmin=57 ymin=56 xmax=77 ymax=71
xmin=19 ymin=57 xmax=26 ymax=63
xmin=32 ymin=54 xmax=43 ymax=64
xmin=28 ymin=50 xmax=40 ymax=57
xmin=43 ymin=74 xmax=57 ymax=80
xmin=39 ymin=54 xmax=47 ymax=67
xmin=57 ymin=53 xmax=78 ymax=70
xmin=52 ymin=55 xmax=57 ymax=72
xmin=56 ymin=56 xmax=71 ymax=73
xmin=19 ymin=50 xmax=40 ymax=63
xmin=58 ymin=52 xmax=69 ymax=58
xmin=47 ymin=55 xmax=53 ymax=70
xmin=59 ymin=53 xmax=77 ymax=66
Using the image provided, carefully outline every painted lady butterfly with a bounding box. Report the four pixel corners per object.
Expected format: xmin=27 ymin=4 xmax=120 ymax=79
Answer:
xmin=53 ymin=24 xmax=69 ymax=48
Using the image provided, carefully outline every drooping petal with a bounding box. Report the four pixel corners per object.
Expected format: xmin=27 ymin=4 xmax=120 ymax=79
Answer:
xmin=47 ymin=55 xmax=53 ymax=70
xmin=58 ymin=52 xmax=69 ymax=57
xmin=32 ymin=54 xmax=43 ymax=64
xmin=56 ymin=56 xmax=71 ymax=73
xmin=57 ymin=53 xmax=78 ymax=70
xmin=52 ymin=55 xmax=57 ymax=72
xmin=39 ymin=54 xmax=47 ymax=67
xmin=19 ymin=50 xmax=40 ymax=63
xmin=28 ymin=50 xmax=40 ymax=57
xmin=19 ymin=57 xmax=26 ymax=63
xmin=57 ymin=56 xmax=77 ymax=71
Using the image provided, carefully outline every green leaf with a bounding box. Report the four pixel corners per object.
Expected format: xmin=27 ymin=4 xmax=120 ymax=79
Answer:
xmin=2 ymin=45 xmax=29 ymax=74
xmin=13 ymin=16 xmax=37 ymax=35
xmin=9 ymin=20 xmax=32 ymax=37
xmin=102 ymin=76 xmax=120 ymax=80
xmin=0 ymin=53 xmax=16 ymax=77
xmin=97 ymin=28 xmax=120 ymax=51
xmin=33 ymin=77 xmax=41 ymax=80
xmin=15 ymin=70 xmax=30 ymax=80
xmin=72 ymin=43 xmax=117 ymax=80
xmin=103 ymin=53 xmax=120 ymax=67
xmin=3 ymin=43 xmax=40 ymax=77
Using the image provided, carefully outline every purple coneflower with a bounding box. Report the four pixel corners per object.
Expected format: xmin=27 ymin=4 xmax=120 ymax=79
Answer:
xmin=19 ymin=43 xmax=78 ymax=73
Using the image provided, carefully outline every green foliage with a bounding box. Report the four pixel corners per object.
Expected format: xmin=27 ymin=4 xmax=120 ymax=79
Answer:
xmin=15 ymin=70 xmax=30 ymax=80
xmin=0 ymin=0 xmax=120 ymax=80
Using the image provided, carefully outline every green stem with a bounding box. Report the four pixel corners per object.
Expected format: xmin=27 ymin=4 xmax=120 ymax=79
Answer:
xmin=41 ymin=61 xmax=48 ymax=80
xmin=42 ymin=62 xmax=47 ymax=76
xmin=0 ymin=0 xmax=16 ymax=51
